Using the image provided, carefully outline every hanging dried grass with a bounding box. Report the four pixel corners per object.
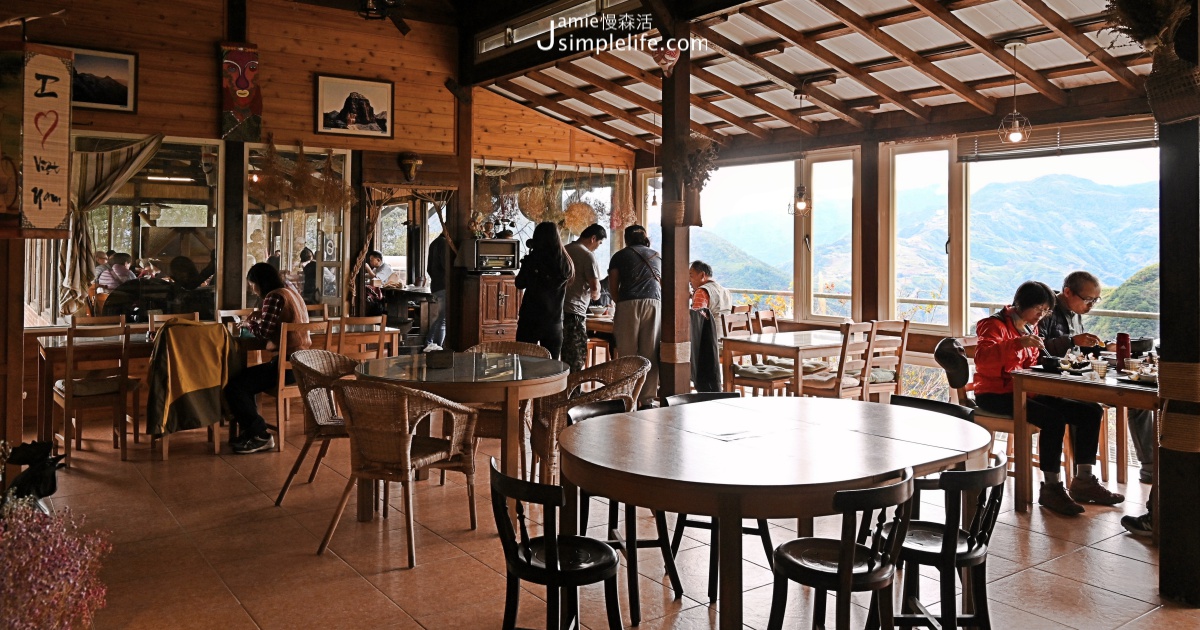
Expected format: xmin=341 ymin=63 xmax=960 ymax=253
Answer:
xmin=565 ymin=201 xmax=597 ymax=235
xmin=291 ymin=141 xmax=318 ymax=207
xmin=518 ymin=185 xmax=547 ymax=223
xmin=251 ymin=135 xmax=292 ymax=207
xmin=611 ymin=171 xmax=636 ymax=233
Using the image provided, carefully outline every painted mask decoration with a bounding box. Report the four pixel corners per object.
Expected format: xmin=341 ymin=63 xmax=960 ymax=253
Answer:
xmin=220 ymin=43 xmax=262 ymax=141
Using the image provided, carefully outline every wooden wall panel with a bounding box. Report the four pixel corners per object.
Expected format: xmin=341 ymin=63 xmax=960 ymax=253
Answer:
xmin=473 ymin=89 xmax=634 ymax=170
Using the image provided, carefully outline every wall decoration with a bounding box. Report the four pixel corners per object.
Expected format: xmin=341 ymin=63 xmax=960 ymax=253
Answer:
xmin=220 ymin=42 xmax=262 ymax=142
xmin=315 ymin=75 xmax=393 ymax=138
xmin=64 ymin=47 xmax=136 ymax=112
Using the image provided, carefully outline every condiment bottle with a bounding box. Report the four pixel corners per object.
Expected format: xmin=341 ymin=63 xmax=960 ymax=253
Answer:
xmin=1116 ymin=333 xmax=1131 ymax=371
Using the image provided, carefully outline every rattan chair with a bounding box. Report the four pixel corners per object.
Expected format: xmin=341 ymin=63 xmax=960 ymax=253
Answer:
xmin=320 ymin=379 xmax=478 ymax=568
xmin=530 ymin=355 xmax=650 ymax=485
xmin=52 ymin=323 xmax=134 ymax=467
xmin=276 ymin=349 xmax=359 ymax=506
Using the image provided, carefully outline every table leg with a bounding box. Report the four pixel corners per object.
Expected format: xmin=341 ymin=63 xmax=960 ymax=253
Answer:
xmin=502 ymin=389 xmax=521 ymax=480
xmin=796 ymin=517 xmax=814 ymax=537
xmin=1013 ymin=381 xmax=1032 ymax=512
xmin=1115 ymin=406 xmax=1128 ymax=484
xmin=38 ymin=352 xmax=50 ymax=443
xmin=717 ymin=493 xmax=743 ymax=630
xmin=722 ymin=345 xmax=734 ymax=393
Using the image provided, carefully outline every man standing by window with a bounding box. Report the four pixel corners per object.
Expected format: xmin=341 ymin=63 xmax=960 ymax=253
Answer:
xmin=562 ymin=224 xmax=606 ymax=372
xmin=426 ymin=232 xmax=448 ymax=348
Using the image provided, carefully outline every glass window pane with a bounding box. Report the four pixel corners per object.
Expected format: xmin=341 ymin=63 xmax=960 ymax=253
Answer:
xmin=810 ymin=159 xmax=853 ymax=318
xmin=377 ymin=203 xmax=408 ymax=283
xmin=894 ymin=150 xmax=949 ymax=325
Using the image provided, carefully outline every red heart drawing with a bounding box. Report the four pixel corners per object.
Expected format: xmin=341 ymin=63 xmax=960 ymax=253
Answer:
xmin=34 ymin=111 xmax=59 ymax=149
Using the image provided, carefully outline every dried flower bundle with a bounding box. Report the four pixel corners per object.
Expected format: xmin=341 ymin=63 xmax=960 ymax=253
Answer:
xmin=1106 ymin=0 xmax=1191 ymax=50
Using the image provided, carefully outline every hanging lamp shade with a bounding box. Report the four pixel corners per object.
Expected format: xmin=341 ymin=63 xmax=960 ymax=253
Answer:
xmin=998 ymin=39 xmax=1032 ymax=145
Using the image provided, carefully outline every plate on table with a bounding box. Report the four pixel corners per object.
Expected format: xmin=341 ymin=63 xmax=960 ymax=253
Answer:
xmin=1031 ymin=365 xmax=1091 ymax=376
xmin=1117 ymin=376 xmax=1157 ymax=388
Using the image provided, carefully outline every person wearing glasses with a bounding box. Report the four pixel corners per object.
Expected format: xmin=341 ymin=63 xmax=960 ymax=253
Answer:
xmin=973 ymin=280 xmax=1124 ymax=516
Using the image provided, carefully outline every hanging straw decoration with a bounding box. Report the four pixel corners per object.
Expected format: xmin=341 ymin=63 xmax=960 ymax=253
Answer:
xmin=316 ymin=150 xmax=356 ymax=212
xmin=348 ymin=185 xmax=405 ymax=301
xmin=611 ymin=170 xmax=636 ymax=233
xmin=250 ymin=134 xmax=292 ymax=208
xmin=290 ymin=141 xmax=319 ymax=207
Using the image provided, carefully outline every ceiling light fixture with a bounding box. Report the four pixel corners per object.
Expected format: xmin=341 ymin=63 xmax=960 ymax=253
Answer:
xmin=998 ymin=39 xmax=1032 ymax=144
xmin=789 ymin=185 xmax=809 ymax=216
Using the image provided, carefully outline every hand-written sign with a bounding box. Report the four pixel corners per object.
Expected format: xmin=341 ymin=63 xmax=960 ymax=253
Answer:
xmin=22 ymin=52 xmax=72 ymax=229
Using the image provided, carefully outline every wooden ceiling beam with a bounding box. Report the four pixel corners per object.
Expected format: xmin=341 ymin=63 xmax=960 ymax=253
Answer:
xmin=1010 ymin=0 xmax=1141 ymax=92
xmin=694 ymin=24 xmax=870 ymax=128
xmin=525 ymin=70 xmax=664 ymax=139
xmin=493 ymin=80 xmax=656 ymax=152
xmin=809 ymin=0 xmax=995 ymax=115
xmin=742 ymin=6 xmax=930 ymax=121
xmin=690 ymin=65 xmax=819 ymax=134
xmin=595 ymin=52 xmax=772 ymax=139
xmin=906 ymin=0 xmax=1069 ymax=105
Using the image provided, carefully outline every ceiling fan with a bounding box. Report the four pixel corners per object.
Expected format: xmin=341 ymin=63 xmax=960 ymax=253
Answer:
xmin=359 ymin=0 xmax=409 ymax=36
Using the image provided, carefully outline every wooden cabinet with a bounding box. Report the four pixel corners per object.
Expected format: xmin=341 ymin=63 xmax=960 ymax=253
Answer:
xmin=463 ymin=274 xmax=521 ymax=347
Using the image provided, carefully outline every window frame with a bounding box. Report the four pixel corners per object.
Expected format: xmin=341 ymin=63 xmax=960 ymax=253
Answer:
xmin=798 ymin=146 xmax=861 ymax=324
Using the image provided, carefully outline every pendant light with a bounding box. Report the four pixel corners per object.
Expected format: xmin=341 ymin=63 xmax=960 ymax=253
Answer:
xmin=998 ymin=39 xmax=1032 ymax=144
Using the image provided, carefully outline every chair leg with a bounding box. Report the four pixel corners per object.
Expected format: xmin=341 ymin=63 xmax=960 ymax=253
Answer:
xmin=402 ymin=477 xmax=417 ymax=568
xmin=277 ymin=436 xmax=316 ymax=506
xmin=603 ymin=576 xmax=623 ymax=630
xmin=939 ymin=566 xmax=956 ymax=630
xmin=766 ymin=570 xmax=788 ymax=630
xmin=580 ymin=491 xmax=593 ymax=531
xmin=318 ymin=477 xmax=356 ymax=555
xmin=670 ymin=513 xmax=688 ymax=555
xmin=865 ymin=592 xmax=880 ymax=630
xmin=502 ymin=574 xmax=520 ymax=630
xmin=309 ymin=439 xmax=332 ymax=483
xmin=708 ymin=520 xmax=720 ymax=603
xmin=836 ymin=585 xmax=852 ymax=630
xmin=901 ymin=560 xmax=920 ymax=614
xmin=757 ymin=519 xmax=774 ymax=569
xmin=654 ymin=511 xmax=684 ymax=597
xmin=133 ymin=388 xmax=141 ymax=444
xmin=971 ymin=562 xmax=991 ymax=630
xmin=63 ymin=406 xmax=73 ymax=469
xmin=812 ymin=587 xmax=828 ymax=630
xmin=625 ymin=505 xmax=641 ymax=626
xmin=546 ymin=575 xmax=560 ymax=630
xmin=466 ymin=472 xmax=478 ymax=530
xmin=878 ymin=584 xmax=895 ymax=630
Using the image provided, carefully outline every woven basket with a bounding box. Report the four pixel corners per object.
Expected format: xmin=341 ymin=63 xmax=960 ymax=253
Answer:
xmin=1146 ymin=48 xmax=1200 ymax=125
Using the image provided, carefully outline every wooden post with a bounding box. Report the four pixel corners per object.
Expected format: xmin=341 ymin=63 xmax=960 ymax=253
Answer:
xmin=1159 ymin=0 xmax=1200 ymax=603
xmin=348 ymin=151 xmax=365 ymax=316
xmin=449 ymin=90 xmax=473 ymax=351
xmin=1 ymin=241 xmax=23 ymax=490
xmin=659 ymin=20 xmax=692 ymax=399
xmin=220 ymin=0 xmax=248 ymax=309
xmin=859 ymin=140 xmax=883 ymax=322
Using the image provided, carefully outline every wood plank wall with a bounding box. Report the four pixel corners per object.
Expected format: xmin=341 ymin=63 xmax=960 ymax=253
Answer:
xmin=473 ymin=88 xmax=634 ymax=170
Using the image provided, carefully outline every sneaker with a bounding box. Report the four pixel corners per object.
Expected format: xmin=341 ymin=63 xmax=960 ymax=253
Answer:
xmin=423 ymin=343 xmax=443 ymax=353
xmin=1039 ymin=481 xmax=1084 ymax=516
xmin=233 ymin=434 xmax=275 ymax=454
xmin=1069 ymin=474 xmax=1125 ymax=505
xmin=1121 ymin=513 xmax=1153 ymax=537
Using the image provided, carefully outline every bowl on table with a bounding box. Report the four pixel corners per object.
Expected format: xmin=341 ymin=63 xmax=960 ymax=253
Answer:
xmin=587 ymin=306 xmax=606 ymax=316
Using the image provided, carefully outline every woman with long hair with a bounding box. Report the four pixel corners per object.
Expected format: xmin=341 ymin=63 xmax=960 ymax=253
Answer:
xmin=514 ymin=222 xmax=574 ymax=358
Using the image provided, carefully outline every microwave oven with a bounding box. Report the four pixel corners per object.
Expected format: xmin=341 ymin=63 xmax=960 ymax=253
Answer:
xmin=456 ymin=238 xmax=520 ymax=272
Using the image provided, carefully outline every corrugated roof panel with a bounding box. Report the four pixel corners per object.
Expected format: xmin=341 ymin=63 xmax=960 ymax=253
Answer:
xmin=759 ymin=88 xmax=808 ymax=111
xmin=820 ymin=77 xmax=876 ymax=100
xmin=570 ymin=56 xmax=626 ymax=81
xmin=709 ymin=16 xmax=768 ymax=46
xmin=511 ymin=75 xmax=557 ymax=97
xmin=1023 ymin=39 xmax=1089 ymax=70
xmin=604 ymin=119 xmax=645 ymax=136
xmin=625 ymin=82 xmax=662 ymax=103
xmin=710 ymin=94 xmax=772 ymax=119
xmin=978 ymin=82 xmax=1037 ymax=100
xmin=934 ymin=54 xmax=1009 ymax=82
xmin=869 ymin=66 xmax=943 ymax=92
xmin=772 ymin=0 xmax=845 ymax=30
xmin=704 ymin=59 xmax=780 ymax=86
xmin=1042 ymin=0 xmax=1107 ymax=21
xmin=771 ymin=46 xmax=840 ymax=75
xmin=913 ymin=93 xmax=965 ymax=108
xmin=823 ymin=0 xmax=913 ymax=16
xmin=880 ymin=17 xmax=965 ymax=52
xmin=817 ymin=32 xmax=893 ymax=65
xmin=1055 ymin=69 xmax=1126 ymax=90
xmin=954 ymin=0 xmax=1043 ymax=38
xmin=689 ymin=106 xmax=725 ymax=126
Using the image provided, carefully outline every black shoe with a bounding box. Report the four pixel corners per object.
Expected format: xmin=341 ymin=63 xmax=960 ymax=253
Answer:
xmin=233 ymin=434 xmax=275 ymax=454
xmin=1122 ymin=513 xmax=1153 ymax=537
xmin=1039 ymin=481 xmax=1084 ymax=516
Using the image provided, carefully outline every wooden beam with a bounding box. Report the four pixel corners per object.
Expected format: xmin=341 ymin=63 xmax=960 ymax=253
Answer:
xmin=694 ymin=24 xmax=870 ymax=128
xmin=1011 ymin=0 xmax=1141 ymax=92
xmin=741 ymin=6 xmax=930 ymax=121
xmin=595 ymin=52 xmax=771 ymax=139
xmin=907 ymin=0 xmax=1069 ymax=105
xmin=809 ymin=0 xmax=996 ymax=115
xmin=525 ymin=69 xmax=664 ymax=139
xmin=689 ymin=65 xmax=818 ymax=134
xmin=553 ymin=61 xmax=728 ymax=142
xmin=493 ymin=80 xmax=656 ymax=152
xmin=642 ymin=0 xmax=674 ymax=38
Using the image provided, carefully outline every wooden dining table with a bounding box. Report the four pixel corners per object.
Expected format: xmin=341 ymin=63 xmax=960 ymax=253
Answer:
xmin=721 ymin=330 xmax=845 ymax=395
xmin=557 ymin=396 xmax=992 ymax=630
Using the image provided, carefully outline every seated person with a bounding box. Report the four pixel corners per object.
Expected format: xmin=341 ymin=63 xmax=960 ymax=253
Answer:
xmin=973 ymin=280 xmax=1124 ymax=515
xmin=363 ymin=250 xmax=394 ymax=285
xmin=97 ymin=253 xmax=137 ymax=290
xmin=93 ymin=251 xmax=110 ymax=277
xmin=688 ymin=260 xmax=733 ymax=335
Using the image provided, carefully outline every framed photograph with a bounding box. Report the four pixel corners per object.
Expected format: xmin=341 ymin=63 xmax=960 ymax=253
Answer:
xmin=65 ymin=47 xmax=137 ymax=112
xmin=314 ymin=74 xmax=393 ymax=138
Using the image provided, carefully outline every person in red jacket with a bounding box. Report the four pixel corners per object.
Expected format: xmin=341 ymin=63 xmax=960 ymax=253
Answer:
xmin=973 ymin=280 xmax=1124 ymax=515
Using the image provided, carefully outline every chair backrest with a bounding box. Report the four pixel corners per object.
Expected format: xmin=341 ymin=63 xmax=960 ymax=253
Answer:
xmin=149 ymin=311 xmax=199 ymax=332
xmin=889 ymin=395 xmax=974 ymax=423
xmin=334 ymin=315 xmax=388 ymax=361
xmin=467 ymin=340 xmax=552 ymax=359
xmin=721 ymin=312 xmax=753 ymax=339
xmin=489 ymin=458 xmax=565 ymax=571
xmin=538 ymin=356 xmax=651 ymax=441
xmin=824 ymin=321 xmax=873 ymax=396
xmin=865 ymin=319 xmax=910 ymax=391
xmin=935 ymin=453 xmax=1007 ymax=561
xmin=566 ymin=399 xmax=626 ymax=426
xmin=752 ymin=309 xmax=779 ymax=334
xmin=72 ymin=314 xmax=126 ymax=327
xmin=64 ymin=323 xmax=131 ymax=399
xmin=730 ymin=304 xmax=751 ymax=314
xmin=218 ymin=308 xmax=256 ymax=335
xmin=833 ymin=468 xmax=914 ymax=592
xmin=934 ymin=337 xmax=976 ymax=406
xmin=664 ymin=391 xmax=742 ymax=406
xmin=278 ymin=321 xmax=332 ymax=384
xmin=307 ymin=303 xmax=329 ymax=321
xmin=291 ymin=349 xmax=360 ymax=434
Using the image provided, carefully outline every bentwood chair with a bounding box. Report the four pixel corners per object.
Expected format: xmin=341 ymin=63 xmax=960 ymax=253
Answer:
xmin=52 ymin=323 xmax=134 ymax=467
xmin=890 ymin=395 xmax=975 ymax=520
xmin=321 ymin=379 xmax=478 ymax=568
xmin=276 ymin=350 xmax=359 ymax=506
xmin=72 ymin=314 xmax=127 ymax=326
xmin=257 ymin=321 xmax=331 ymax=451
xmin=490 ymin=459 xmax=623 ymax=630
xmin=767 ymin=468 xmax=915 ymax=630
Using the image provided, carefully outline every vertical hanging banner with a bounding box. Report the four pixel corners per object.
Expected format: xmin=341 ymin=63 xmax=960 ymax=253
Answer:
xmin=0 ymin=43 xmax=72 ymax=237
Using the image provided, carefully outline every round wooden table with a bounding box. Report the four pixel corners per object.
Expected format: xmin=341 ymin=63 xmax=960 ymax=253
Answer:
xmin=557 ymin=396 xmax=992 ymax=630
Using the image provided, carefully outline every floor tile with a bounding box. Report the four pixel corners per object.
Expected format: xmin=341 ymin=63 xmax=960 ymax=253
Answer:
xmin=366 ymin=554 xmax=508 ymax=618
xmin=987 ymin=568 xmax=1158 ymax=629
xmin=1037 ymin=546 xmax=1161 ymax=605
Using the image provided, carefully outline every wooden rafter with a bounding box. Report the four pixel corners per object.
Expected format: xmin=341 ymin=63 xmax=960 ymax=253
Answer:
xmin=595 ymin=52 xmax=771 ymax=139
xmin=808 ymin=0 xmax=995 ymax=115
xmin=906 ymin=0 xmax=1068 ymax=105
xmin=525 ymin=69 xmax=663 ymax=139
xmin=694 ymin=24 xmax=870 ymax=128
xmin=493 ymin=80 xmax=656 ymax=152
xmin=741 ymin=6 xmax=930 ymax=121
xmin=1010 ymin=0 xmax=1141 ymax=92
xmin=641 ymin=0 xmax=674 ymax=38
xmin=689 ymin=65 xmax=818 ymax=135
xmin=553 ymin=61 xmax=729 ymax=142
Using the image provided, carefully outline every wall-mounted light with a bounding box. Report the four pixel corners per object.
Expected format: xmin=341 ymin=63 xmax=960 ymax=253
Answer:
xmin=789 ymin=184 xmax=809 ymax=216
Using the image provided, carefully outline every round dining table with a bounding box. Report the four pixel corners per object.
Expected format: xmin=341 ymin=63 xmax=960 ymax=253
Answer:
xmin=356 ymin=351 xmax=569 ymax=520
xmin=557 ymin=396 xmax=992 ymax=630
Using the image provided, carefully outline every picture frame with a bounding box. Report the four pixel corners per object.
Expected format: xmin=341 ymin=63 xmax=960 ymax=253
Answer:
xmin=65 ymin=47 xmax=137 ymax=112
xmin=314 ymin=74 xmax=393 ymax=139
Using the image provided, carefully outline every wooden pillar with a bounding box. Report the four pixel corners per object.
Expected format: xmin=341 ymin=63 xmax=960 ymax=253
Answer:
xmin=658 ymin=20 xmax=692 ymax=399
xmin=1159 ymin=0 xmax=1200 ymax=603
xmin=1 ymin=241 xmax=23 ymax=489
xmin=348 ymin=151 xmax=365 ymax=316
xmin=448 ymin=91 xmax=473 ymax=351
xmin=220 ymin=0 xmax=248 ymax=309
xmin=858 ymin=140 xmax=882 ymax=322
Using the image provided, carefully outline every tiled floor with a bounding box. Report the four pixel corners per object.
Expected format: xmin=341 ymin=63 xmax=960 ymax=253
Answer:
xmin=35 ymin=406 xmax=1185 ymax=630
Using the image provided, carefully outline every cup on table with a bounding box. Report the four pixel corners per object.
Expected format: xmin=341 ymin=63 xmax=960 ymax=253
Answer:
xmin=1125 ymin=357 xmax=1144 ymax=373
xmin=1090 ymin=359 xmax=1108 ymax=379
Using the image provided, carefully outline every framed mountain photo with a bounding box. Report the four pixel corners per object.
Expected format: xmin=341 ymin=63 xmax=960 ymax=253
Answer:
xmin=66 ymin=47 xmax=137 ymax=112
xmin=314 ymin=74 xmax=392 ymax=139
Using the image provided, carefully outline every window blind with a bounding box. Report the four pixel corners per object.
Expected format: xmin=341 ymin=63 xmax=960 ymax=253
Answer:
xmin=957 ymin=116 xmax=1158 ymax=162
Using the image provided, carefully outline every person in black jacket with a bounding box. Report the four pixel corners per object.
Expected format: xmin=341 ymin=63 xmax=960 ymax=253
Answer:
xmin=515 ymin=222 xmax=574 ymax=359
xmin=426 ymin=232 xmax=448 ymax=347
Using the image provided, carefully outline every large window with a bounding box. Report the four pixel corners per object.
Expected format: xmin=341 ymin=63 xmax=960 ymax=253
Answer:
xmin=805 ymin=152 xmax=857 ymax=320
xmin=893 ymin=148 xmax=951 ymax=326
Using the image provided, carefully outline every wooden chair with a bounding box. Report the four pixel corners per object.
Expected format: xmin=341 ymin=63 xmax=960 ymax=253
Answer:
xmin=724 ymin=311 xmax=793 ymax=396
xmin=320 ymin=379 xmax=478 ymax=568
xmin=890 ymin=395 xmax=976 ymax=520
xmin=52 ymin=324 xmax=134 ymax=467
xmin=333 ymin=315 xmax=388 ymax=361
xmin=767 ymin=468 xmax=915 ymax=630
xmin=149 ymin=311 xmax=199 ymax=331
xmin=721 ymin=311 xmax=754 ymax=340
xmin=753 ymin=309 xmax=780 ymax=334
xmin=801 ymin=321 xmax=872 ymax=400
xmin=258 ymin=321 xmax=331 ymax=452
xmin=276 ymin=349 xmax=359 ymax=506
xmin=70 ymin=314 xmax=143 ymax=449
xmin=72 ymin=314 xmax=126 ymax=326
xmin=306 ymin=303 xmax=329 ymax=321
xmin=731 ymin=303 xmax=752 ymax=314
xmin=861 ymin=319 xmax=911 ymax=403
xmin=663 ymin=391 xmax=742 ymax=407
xmin=489 ymin=458 xmax=623 ymax=630
xmin=896 ymin=453 xmax=1007 ymax=630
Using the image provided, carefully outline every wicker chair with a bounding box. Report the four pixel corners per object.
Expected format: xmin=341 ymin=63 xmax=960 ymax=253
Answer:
xmin=276 ymin=350 xmax=359 ymax=506
xmin=530 ymin=355 xmax=650 ymax=484
xmin=320 ymin=379 xmax=478 ymax=568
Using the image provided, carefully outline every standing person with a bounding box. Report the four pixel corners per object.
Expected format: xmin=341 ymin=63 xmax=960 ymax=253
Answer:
xmin=426 ymin=232 xmax=448 ymax=348
xmin=1039 ymin=270 xmax=1156 ymax=485
xmin=688 ymin=260 xmax=734 ymax=338
xmin=97 ymin=253 xmax=137 ymax=290
xmin=513 ymin=222 xmax=574 ymax=360
xmin=608 ymin=224 xmax=661 ymax=408
xmin=224 ymin=263 xmax=310 ymax=454
xmin=298 ymin=247 xmax=317 ymax=304
xmin=561 ymin=224 xmax=606 ymax=372
xmin=973 ymin=280 xmax=1124 ymax=515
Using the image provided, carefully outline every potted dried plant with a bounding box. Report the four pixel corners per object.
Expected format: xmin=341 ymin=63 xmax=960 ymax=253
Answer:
xmin=1107 ymin=0 xmax=1200 ymax=124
